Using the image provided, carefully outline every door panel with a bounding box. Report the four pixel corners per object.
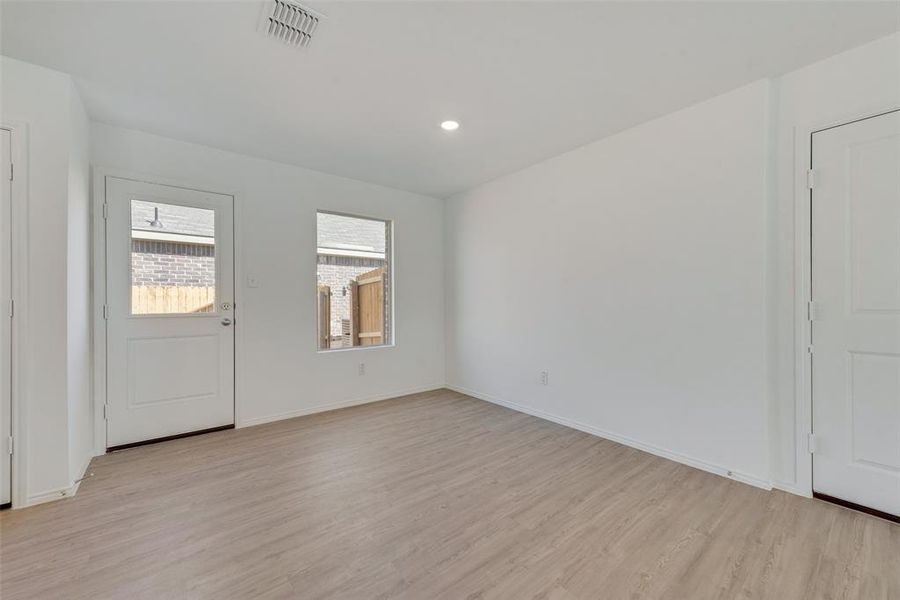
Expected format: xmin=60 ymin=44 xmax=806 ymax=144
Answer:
xmin=849 ymin=352 xmax=900 ymax=471
xmin=106 ymin=178 xmax=234 ymax=448
xmin=812 ymin=110 xmax=900 ymax=517
xmin=127 ymin=335 xmax=220 ymax=406
xmin=849 ymin=134 xmax=900 ymax=313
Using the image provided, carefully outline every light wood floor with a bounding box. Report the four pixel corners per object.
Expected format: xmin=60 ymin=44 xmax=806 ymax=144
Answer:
xmin=1 ymin=389 xmax=897 ymax=599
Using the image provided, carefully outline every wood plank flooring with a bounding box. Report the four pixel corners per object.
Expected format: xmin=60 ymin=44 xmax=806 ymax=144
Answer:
xmin=1 ymin=389 xmax=897 ymax=599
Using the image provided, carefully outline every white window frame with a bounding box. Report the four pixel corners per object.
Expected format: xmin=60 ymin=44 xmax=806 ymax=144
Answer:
xmin=316 ymin=209 xmax=394 ymax=353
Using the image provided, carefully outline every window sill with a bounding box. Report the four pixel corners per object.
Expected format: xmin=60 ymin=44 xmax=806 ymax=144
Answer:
xmin=317 ymin=343 xmax=396 ymax=354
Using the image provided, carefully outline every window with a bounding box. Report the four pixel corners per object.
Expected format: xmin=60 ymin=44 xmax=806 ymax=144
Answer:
xmin=131 ymin=200 xmax=216 ymax=315
xmin=317 ymin=211 xmax=392 ymax=350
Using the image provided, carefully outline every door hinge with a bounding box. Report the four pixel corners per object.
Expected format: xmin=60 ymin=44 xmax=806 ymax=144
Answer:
xmin=102 ymin=304 xmax=110 ymax=320
xmin=6 ymin=436 xmax=12 ymax=456
xmin=8 ymin=298 xmax=13 ymax=319
xmin=102 ymin=203 xmax=109 ymax=220
xmin=103 ymin=404 xmax=109 ymax=421
xmin=807 ymin=344 xmax=814 ymax=354
xmin=8 ymin=162 xmax=13 ymax=182
xmin=807 ymin=300 xmax=820 ymax=321
xmin=808 ymin=433 xmax=818 ymax=454
xmin=807 ymin=169 xmax=816 ymax=190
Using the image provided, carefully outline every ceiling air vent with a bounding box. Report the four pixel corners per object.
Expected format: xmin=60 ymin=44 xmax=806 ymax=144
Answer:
xmin=260 ymin=0 xmax=322 ymax=48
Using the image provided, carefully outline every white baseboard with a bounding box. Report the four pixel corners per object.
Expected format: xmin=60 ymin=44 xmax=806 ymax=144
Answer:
xmin=772 ymin=480 xmax=812 ymax=498
xmin=25 ymin=487 xmax=73 ymax=507
xmin=448 ymin=384 xmax=773 ymax=492
xmin=23 ymin=453 xmax=95 ymax=508
xmin=238 ymin=383 xmax=446 ymax=428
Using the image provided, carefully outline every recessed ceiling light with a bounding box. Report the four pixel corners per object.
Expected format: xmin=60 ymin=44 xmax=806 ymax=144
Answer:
xmin=440 ymin=120 xmax=460 ymax=131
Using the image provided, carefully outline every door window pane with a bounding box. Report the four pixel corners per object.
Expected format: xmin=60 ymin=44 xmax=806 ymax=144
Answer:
xmin=317 ymin=212 xmax=392 ymax=350
xmin=131 ymin=200 xmax=216 ymax=315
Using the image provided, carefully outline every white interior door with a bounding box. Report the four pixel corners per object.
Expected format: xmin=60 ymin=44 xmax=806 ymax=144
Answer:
xmin=811 ymin=110 xmax=900 ymax=518
xmin=106 ymin=177 xmax=235 ymax=448
xmin=0 ymin=129 xmax=11 ymax=505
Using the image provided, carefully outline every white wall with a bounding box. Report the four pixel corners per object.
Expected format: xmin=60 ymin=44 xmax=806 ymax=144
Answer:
xmin=0 ymin=56 xmax=92 ymax=502
xmin=66 ymin=81 xmax=93 ymax=483
xmin=445 ymin=32 xmax=900 ymax=493
xmin=446 ymin=81 xmax=773 ymax=487
xmin=769 ymin=33 xmax=900 ymax=494
xmin=91 ymin=123 xmax=445 ymax=432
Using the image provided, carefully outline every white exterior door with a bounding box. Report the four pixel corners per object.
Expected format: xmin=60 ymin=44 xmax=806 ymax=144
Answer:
xmin=811 ymin=110 xmax=900 ymax=518
xmin=105 ymin=177 xmax=235 ymax=448
xmin=0 ymin=129 xmax=11 ymax=505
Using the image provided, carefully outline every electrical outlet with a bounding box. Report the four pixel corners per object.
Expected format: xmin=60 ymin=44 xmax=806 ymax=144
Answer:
xmin=540 ymin=370 xmax=549 ymax=385
xmin=358 ymin=363 xmax=366 ymax=376
xmin=247 ymin=276 xmax=260 ymax=288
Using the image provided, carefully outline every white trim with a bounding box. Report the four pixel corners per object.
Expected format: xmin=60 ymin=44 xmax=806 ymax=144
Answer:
xmin=91 ymin=168 xmax=107 ymax=455
xmin=772 ymin=480 xmax=809 ymax=497
xmin=314 ymin=208 xmax=395 ymax=351
xmin=0 ymin=128 xmax=9 ymax=509
xmin=1 ymin=122 xmax=29 ymax=508
xmin=232 ymin=185 xmax=246 ymax=430
xmin=92 ymin=166 xmax=244 ymax=453
xmin=762 ymin=78 xmax=776 ymax=499
xmin=25 ymin=487 xmax=76 ymax=507
xmin=791 ymin=121 xmax=814 ymax=499
xmin=239 ymin=383 xmax=444 ymax=428
xmin=790 ymin=105 xmax=900 ymax=500
xmin=449 ymin=384 xmax=773 ymax=491
xmin=317 ymin=342 xmax=396 ymax=355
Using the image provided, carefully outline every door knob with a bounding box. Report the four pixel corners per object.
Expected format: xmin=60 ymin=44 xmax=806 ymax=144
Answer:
xmin=221 ymin=318 xmax=233 ymax=326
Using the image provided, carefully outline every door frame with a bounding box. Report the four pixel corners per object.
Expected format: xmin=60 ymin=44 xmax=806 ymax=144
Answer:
xmin=92 ymin=167 xmax=245 ymax=453
xmin=1 ymin=122 xmax=30 ymax=508
xmin=793 ymin=105 xmax=900 ymax=499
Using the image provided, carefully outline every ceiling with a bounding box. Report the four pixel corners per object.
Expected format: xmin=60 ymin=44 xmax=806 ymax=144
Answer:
xmin=2 ymin=1 xmax=898 ymax=198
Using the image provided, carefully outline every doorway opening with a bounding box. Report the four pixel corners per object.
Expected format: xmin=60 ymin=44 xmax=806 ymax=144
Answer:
xmin=100 ymin=177 xmax=236 ymax=451
xmin=809 ymin=108 xmax=900 ymax=522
